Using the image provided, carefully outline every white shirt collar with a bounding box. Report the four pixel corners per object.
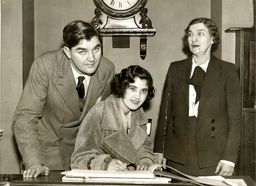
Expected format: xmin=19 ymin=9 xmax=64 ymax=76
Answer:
xmin=70 ymin=63 xmax=91 ymax=85
xmin=189 ymin=57 xmax=210 ymax=117
xmin=190 ymin=58 xmax=210 ymax=77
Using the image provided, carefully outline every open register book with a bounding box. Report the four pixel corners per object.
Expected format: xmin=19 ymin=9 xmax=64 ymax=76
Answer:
xmin=62 ymin=167 xmax=171 ymax=184
xmin=62 ymin=164 xmax=247 ymax=185
xmin=154 ymin=165 xmax=247 ymax=186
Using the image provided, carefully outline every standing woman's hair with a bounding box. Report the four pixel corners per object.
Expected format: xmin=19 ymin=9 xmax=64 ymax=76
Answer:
xmin=183 ymin=17 xmax=220 ymax=51
xmin=111 ymin=65 xmax=155 ymax=102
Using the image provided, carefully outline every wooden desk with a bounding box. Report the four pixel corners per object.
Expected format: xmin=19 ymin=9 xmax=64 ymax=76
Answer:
xmin=0 ymin=171 xmax=255 ymax=186
xmin=0 ymin=171 xmax=188 ymax=186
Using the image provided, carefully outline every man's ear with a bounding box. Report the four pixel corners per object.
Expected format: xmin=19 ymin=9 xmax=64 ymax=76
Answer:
xmin=63 ymin=46 xmax=71 ymax=59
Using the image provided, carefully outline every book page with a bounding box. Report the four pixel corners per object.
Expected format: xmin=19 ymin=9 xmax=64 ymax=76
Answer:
xmin=63 ymin=169 xmax=155 ymax=179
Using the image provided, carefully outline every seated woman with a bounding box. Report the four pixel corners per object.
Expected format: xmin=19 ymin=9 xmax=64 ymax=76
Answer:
xmin=71 ymin=65 xmax=156 ymax=171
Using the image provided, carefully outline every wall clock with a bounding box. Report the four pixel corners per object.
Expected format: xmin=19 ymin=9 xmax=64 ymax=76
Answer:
xmin=93 ymin=0 xmax=147 ymax=18
xmin=91 ymin=0 xmax=156 ymax=60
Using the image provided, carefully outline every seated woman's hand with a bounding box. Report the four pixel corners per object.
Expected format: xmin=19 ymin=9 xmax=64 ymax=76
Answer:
xmin=23 ymin=164 xmax=49 ymax=178
xmin=154 ymin=153 xmax=166 ymax=167
xmin=107 ymin=159 xmax=127 ymax=171
xmin=136 ymin=158 xmax=153 ymax=171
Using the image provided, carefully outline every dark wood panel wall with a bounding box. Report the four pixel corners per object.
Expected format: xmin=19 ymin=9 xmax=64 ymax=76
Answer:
xmin=22 ymin=0 xmax=34 ymax=86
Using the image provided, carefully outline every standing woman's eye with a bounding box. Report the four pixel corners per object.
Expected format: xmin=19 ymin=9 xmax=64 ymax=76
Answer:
xmin=187 ymin=32 xmax=193 ymax=37
xmin=198 ymin=31 xmax=205 ymax=36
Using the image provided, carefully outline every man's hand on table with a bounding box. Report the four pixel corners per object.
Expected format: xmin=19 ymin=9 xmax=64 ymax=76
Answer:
xmin=23 ymin=164 xmax=49 ymax=178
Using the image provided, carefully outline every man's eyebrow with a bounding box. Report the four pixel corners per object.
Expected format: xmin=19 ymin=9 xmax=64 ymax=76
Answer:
xmin=197 ymin=29 xmax=207 ymax=31
xmin=75 ymin=44 xmax=101 ymax=51
xmin=76 ymin=47 xmax=87 ymax=51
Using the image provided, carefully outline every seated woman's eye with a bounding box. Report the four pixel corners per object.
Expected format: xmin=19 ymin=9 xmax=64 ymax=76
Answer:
xmin=127 ymin=85 xmax=136 ymax=92
xmin=142 ymin=89 xmax=148 ymax=94
xmin=130 ymin=87 xmax=136 ymax=91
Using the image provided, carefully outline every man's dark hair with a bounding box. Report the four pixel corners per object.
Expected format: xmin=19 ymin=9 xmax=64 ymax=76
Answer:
xmin=63 ymin=20 xmax=101 ymax=49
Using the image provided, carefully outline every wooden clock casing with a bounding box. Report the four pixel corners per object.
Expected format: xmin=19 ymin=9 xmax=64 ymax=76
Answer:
xmin=91 ymin=0 xmax=156 ymax=59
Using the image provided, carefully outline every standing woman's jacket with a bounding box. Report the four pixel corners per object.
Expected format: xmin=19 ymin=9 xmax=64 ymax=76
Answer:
xmin=154 ymin=55 xmax=241 ymax=168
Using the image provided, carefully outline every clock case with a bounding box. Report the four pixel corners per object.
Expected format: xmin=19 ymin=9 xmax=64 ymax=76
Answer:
xmin=91 ymin=0 xmax=156 ymax=60
xmin=93 ymin=0 xmax=148 ymax=18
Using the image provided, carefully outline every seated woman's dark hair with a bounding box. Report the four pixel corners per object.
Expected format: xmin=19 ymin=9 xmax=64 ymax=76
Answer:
xmin=111 ymin=65 xmax=155 ymax=103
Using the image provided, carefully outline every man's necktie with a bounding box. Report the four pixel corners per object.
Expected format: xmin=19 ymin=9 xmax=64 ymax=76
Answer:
xmin=188 ymin=66 xmax=206 ymax=103
xmin=76 ymin=76 xmax=85 ymax=99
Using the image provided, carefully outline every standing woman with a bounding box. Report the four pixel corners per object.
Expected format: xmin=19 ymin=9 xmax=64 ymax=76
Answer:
xmin=71 ymin=65 xmax=156 ymax=171
xmin=154 ymin=17 xmax=241 ymax=176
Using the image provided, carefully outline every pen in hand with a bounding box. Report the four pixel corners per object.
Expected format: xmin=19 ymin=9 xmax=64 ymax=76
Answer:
xmin=126 ymin=163 xmax=136 ymax=171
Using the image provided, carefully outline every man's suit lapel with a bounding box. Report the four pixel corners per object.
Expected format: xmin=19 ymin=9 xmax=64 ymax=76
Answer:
xmin=80 ymin=67 xmax=105 ymax=119
xmin=52 ymin=56 xmax=81 ymax=118
xmin=199 ymin=56 xmax=221 ymax=111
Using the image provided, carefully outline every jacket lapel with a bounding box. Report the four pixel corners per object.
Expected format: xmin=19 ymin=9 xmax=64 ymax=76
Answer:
xmin=100 ymin=98 xmax=136 ymax=163
xmin=52 ymin=54 xmax=81 ymax=118
xmin=181 ymin=57 xmax=192 ymax=108
xmin=80 ymin=66 xmax=106 ymax=119
xmin=100 ymin=98 xmax=148 ymax=164
xmin=129 ymin=109 xmax=148 ymax=150
xmin=199 ymin=56 xmax=221 ymax=111
xmin=101 ymin=132 xmax=138 ymax=164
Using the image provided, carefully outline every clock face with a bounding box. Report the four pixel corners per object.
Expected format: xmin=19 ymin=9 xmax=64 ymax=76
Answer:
xmin=102 ymin=0 xmax=139 ymax=11
xmin=94 ymin=0 xmax=147 ymax=18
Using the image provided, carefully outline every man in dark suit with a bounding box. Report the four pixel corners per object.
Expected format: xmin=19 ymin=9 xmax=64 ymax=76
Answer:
xmin=13 ymin=20 xmax=115 ymax=177
xmin=154 ymin=17 xmax=241 ymax=176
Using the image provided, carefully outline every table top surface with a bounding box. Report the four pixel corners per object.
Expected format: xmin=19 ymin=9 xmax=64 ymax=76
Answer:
xmin=0 ymin=171 xmax=255 ymax=186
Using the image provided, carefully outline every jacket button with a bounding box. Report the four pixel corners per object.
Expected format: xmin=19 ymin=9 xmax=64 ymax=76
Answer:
xmin=211 ymin=134 xmax=215 ymax=139
xmin=211 ymin=127 xmax=215 ymax=131
xmin=211 ymin=119 xmax=215 ymax=123
xmin=58 ymin=137 xmax=62 ymax=142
